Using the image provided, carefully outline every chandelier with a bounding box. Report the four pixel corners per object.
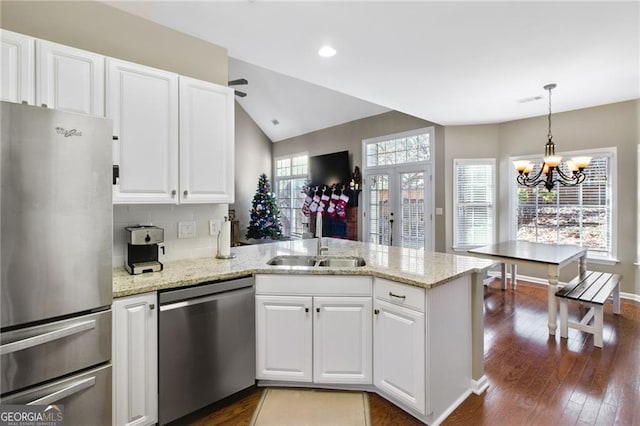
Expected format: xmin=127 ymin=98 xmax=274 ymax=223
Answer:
xmin=513 ymin=83 xmax=591 ymax=191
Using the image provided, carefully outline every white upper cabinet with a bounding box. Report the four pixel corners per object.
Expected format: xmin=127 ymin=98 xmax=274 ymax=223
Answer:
xmin=108 ymin=58 xmax=179 ymax=204
xmin=1 ymin=29 xmax=34 ymax=105
xmin=36 ymin=40 xmax=104 ymax=116
xmin=179 ymin=76 xmax=235 ymax=203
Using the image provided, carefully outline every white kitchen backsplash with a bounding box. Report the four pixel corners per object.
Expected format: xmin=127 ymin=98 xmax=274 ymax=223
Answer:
xmin=113 ymin=204 xmax=229 ymax=268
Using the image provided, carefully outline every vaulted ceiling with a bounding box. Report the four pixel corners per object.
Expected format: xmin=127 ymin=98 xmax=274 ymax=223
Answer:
xmin=111 ymin=1 xmax=639 ymax=142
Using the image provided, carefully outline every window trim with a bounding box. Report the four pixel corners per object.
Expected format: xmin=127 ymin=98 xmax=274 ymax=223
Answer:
xmin=361 ymin=127 xmax=435 ymax=250
xmin=452 ymin=158 xmax=497 ymax=250
xmin=274 ymin=152 xmax=309 ymax=238
xmin=509 ymin=147 xmax=617 ymax=262
xmin=362 ymin=126 xmax=434 ymax=171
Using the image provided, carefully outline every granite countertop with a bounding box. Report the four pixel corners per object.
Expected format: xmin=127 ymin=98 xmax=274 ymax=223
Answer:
xmin=113 ymin=238 xmax=497 ymax=298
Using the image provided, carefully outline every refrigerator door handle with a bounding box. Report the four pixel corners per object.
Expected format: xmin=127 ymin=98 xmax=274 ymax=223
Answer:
xmin=0 ymin=320 xmax=96 ymax=355
xmin=26 ymin=376 xmax=96 ymax=405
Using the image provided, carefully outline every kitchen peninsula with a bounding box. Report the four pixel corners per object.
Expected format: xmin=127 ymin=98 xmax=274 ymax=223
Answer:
xmin=113 ymin=238 xmax=496 ymax=425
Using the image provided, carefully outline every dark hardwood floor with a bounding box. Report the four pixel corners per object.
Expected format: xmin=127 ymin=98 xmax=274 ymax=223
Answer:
xmin=184 ymin=280 xmax=640 ymax=426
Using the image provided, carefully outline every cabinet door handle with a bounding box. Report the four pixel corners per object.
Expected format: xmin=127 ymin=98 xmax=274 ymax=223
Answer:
xmin=374 ymin=309 xmax=380 ymax=315
xmin=305 ymin=307 xmax=309 ymax=313
xmin=171 ymin=190 xmax=177 ymax=197
xmin=389 ymin=292 xmax=406 ymax=300
xmin=183 ymin=190 xmax=189 ymax=197
xmin=149 ymin=304 xmax=155 ymax=310
xmin=316 ymin=307 xmax=320 ymax=313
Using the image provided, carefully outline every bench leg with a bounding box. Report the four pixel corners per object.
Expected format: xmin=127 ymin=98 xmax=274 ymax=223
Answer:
xmin=559 ymin=299 xmax=569 ymax=339
xmin=613 ymin=282 xmax=621 ymax=315
xmin=501 ymin=263 xmax=507 ymax=290
xmin=510 ymin=264 xmax=517 ymax=290
xmin=594 ymin=305 xmax=604 ymax=348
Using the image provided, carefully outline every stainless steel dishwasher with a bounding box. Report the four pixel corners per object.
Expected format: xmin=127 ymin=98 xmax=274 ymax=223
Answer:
xmin=158 ymin=276 xmax=255 ymax=425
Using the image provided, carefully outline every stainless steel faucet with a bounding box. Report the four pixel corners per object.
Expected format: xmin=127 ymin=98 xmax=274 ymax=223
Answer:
xmin=316 ymin=211 xmax=328 ymax=256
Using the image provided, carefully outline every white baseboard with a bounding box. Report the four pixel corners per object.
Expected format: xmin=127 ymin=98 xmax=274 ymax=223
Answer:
xmin=430 ymin=389 xmax=472 ymax=426
xmin=470 ymin=375 xmax=489 ymax=395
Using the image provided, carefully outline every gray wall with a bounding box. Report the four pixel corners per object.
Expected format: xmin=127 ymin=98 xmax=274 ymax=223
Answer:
xmin=443 ymin=100 xmax=638 ymax=295
xmin=443 ymin=123 xmax=501 ymax=252
xmin=232 ymin=103 xmax=273 ymax=236
xmin=273 ymin=111 xmax=444 ymax=247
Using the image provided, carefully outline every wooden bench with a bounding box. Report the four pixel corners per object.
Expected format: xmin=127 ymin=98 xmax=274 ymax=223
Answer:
xmin=556 ymin=271 xmax=621 ymax=348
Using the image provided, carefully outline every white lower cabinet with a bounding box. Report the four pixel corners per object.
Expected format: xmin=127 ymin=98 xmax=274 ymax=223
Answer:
xmin=256 ymin=295 xmax=313 ymax=382
xmin=373 ymin=298 xmax=425 ymax=414
xmin=255 ymin=273 xmax=473 ymax=424
xmin=313 ymin=296 xmax=372 ymax=384
xmin=255 ymin=275 xmax=373 ymax=385
xmin=112 ymin=292 xmax=158 ymax=426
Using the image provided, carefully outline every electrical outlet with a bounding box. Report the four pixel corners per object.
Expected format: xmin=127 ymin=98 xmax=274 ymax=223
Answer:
xmin=178 ymin=221 xmax=195 ymax=239
xmin=209 ymin=220 xmax=221 ymax=236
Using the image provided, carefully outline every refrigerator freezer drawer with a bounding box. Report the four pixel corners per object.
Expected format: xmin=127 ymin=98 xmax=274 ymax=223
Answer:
xmin=1 ymin=310 xmax=111 ymax=394
xmin=1 ymin=364 xmax=112 ymax=426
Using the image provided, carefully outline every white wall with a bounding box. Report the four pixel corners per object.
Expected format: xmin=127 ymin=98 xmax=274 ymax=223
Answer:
xmin=113 ymin=204 xmax=228 ymax=268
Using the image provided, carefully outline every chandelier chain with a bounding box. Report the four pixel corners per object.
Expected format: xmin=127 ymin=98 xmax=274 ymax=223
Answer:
xmin=547 ymin=86 xmax=553 ymax=141
xmin=513 ymin=83 xmax=591 ymax=191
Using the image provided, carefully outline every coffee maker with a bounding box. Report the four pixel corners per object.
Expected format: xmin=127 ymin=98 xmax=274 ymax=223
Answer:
xmin=125 ymin=225 xmax=165 ymax=274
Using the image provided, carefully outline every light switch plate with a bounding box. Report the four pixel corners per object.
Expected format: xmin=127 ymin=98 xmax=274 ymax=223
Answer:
xmin=435 ymin=207 xmax=444 ymax=215
xmin=209 ymin=220 xmax=220 ymax=236
xmin=178 ymin=221 xmax=195 ymax=239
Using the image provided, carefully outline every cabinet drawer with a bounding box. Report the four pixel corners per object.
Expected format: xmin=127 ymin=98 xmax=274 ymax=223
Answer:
xmin=255 ymin=275 xmax=372 ymax=296
xmin=374 ymin=278 xmax=425 ymax=312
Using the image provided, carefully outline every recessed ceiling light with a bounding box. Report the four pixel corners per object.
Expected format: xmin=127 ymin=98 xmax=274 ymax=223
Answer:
xmin=318 ymin=45 xmax=336 ymax=58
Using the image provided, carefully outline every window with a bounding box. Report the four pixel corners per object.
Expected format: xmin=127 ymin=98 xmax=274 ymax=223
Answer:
xmin=365 ymin=130 xmax=430 ymax=167
xmin=512 ymin=149 xmax=615 ymax=260
xmin=453 ymin=159 xmax=496 ymax=248
xmin=363 ymin=127 xmax=434 ymax=250
xmin=275 ymin=154 xmax=308 ymax=237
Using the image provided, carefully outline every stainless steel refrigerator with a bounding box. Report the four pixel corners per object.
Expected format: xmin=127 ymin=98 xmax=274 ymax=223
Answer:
xmin=0 ymin=101 xmax=113 ymax=425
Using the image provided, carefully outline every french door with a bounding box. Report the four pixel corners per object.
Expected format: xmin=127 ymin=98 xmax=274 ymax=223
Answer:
xmin=364 ymin=164 xmax=432 ymax=249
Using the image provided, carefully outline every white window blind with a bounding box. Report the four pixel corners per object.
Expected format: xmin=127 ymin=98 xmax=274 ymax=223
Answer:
xmin=453 ymin=159 xmax=496 ymax=248
xmin=514 ymin=151 xmax=614 ymax=259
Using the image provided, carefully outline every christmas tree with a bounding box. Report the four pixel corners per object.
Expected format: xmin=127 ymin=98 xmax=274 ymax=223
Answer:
xmin=246 ymin=174 xmax=283 ymax=240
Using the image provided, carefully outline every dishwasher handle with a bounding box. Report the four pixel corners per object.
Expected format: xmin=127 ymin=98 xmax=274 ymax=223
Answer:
xmin=159 ymin=277 xmax=253 ymax=305
xmin=160 ymin=286 xmax=254 ymax=312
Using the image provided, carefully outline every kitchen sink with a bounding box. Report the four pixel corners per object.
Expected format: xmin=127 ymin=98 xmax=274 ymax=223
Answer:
xmin=266 ymin=255 xmax=319 ymax=266
xmin=316 ymin=256 xmax=367 ymax=267
xmin=266 ymin=255 xmax=366 ymax=267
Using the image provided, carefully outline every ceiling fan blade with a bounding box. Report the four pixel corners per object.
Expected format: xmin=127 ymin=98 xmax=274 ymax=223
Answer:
xmin=234 ymin=90 xmax=247 ymax=98
xmin=228 ymin=78 xmax=248 ymax=86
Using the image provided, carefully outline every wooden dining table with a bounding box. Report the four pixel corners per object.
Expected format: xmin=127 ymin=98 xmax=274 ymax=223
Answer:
xmin=468 ymin=240 xmax=587 ymax=335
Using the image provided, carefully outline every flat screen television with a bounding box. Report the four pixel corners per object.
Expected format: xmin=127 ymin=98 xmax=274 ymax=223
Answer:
xmin=309 ymin=150 xmax=351 ymax=187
